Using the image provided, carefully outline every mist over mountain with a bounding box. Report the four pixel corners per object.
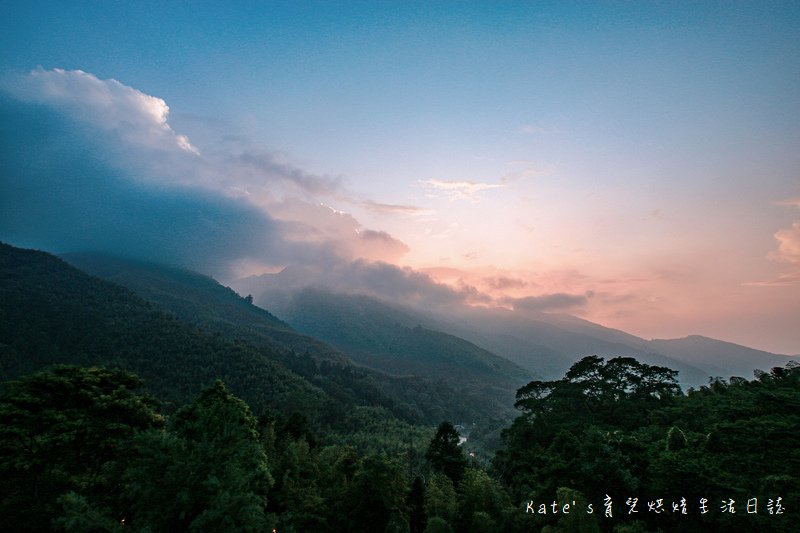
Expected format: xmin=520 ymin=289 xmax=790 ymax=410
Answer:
xmin=3 ymin=4 xmax=800 ymax=530
xmin=61 ymin=250 xmax=524 ymax=429
xmin=2 ymin=83 xmax=796 ymax=382
xmin=259 ymin=287 xmax=533 ymax=422
xmin=648 ymin=335 xmax=795 ymax=382
xmin=235 ymin=269 xmax=794 ymax=390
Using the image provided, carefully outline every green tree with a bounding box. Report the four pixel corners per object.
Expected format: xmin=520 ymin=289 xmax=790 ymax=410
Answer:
xmin=457 ymin=468 xmax=511 ymax=531
xmin=408 ymin=475 xmax=427 ymax=533
xmin=125 ymin=380 xmax=272 ymax=531
xmin=55 ymin=491 xmax=125 ymax=532
xmin=385 ymin=511 xmax=411 ymax=533
xmin=425 ymin=472 xmax=457 ymax=523
xmin=316 ymin=444 xmax=361 ymax=531
xmin=499 ymin=360 xmax=800 ymax=532
xmin=0 ymin=365 xmax=163 ymax=531
xmin=345 ymin=452 xmax=409 ymax=533
xmin=426 ymin=421 xmax=467 ymax=485
xmin=514 ymin=356 xmax=680 ymax=435
xmin=271 ymin=436 xmax=327 ymax=532
xmin=467 ymin=511 xmax=495 ymax=533
xmin=423 ymin=516 xmax=454 ymax=533
xmin=552 ymin=487 xmax=600 ymax=533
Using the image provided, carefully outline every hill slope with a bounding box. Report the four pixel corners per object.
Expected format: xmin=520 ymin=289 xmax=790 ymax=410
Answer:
xmin=278 ymin=288 xmax=532 ymax=385
xmin=62 ymin=251 xmax=522 ymax=426
xmin=0 ymin=243 xmax=324 ymax=418
xmin=439 ymin=306 xmax=714 ymax=388
xmin=648 ymin=335 xmax=794 ymax=381
xmin=236 ymin=267 xmax=792 ymax=389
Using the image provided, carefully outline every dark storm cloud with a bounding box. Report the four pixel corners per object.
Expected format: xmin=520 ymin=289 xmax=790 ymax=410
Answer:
xmin=0 ymin=96 xmax=338 ymax=276
xmin=0 ymin=68 xmax=414 ymax=277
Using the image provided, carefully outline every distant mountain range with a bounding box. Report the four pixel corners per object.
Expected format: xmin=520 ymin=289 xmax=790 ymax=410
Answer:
xmin=0 ymin=242 xmax=529 ymax=459
xmin=235 ymin=268 xmax=795 ymax=390
xmin=2 ymin=241 xmax=795 ymax=455
xmin=61 ymin=250 xmax=527 ymax=426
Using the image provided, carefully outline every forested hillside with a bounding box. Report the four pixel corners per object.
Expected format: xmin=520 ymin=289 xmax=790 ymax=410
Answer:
xmin=0 ymin=243 xmax=321 ymax=416
xmin=63 ymin=251 xmax=524 ymax=428
xmin=2 ymin=242 xmax=797 ymax=532
xmin=495 ymin=356 xmax=799 ymax=532
xmin=0 ymin=243 xmax=437 ymax=449
xmin=237 ymin=275 xmax=727 ymax=388
xmin=2 ymin=359 xmax=796 ymax=531
xmin=272 ymin=288 xmax=533 ymax=421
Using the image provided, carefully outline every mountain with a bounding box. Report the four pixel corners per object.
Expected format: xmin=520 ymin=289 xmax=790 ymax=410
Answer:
xmin=264 ymin=288 xmax=534 ymax=422
xmin=62 ymin=253 xmax=346 ymax=365
xmin=235 ymin=269 xmax=794 ymax=390
xmin=62 ymin=251 xmax=523 ymax=427
xmin=415 ymin=307 xmax=794 ymax=389
xmin=0 ymin=243 xmax=324 ymax=418
xmin=276 ymin=288 xmax=533 ymax=385
xmin=238 ymin=273 xmax=709 ymax=387
xmin=647 ymin=335 xmax=794 ymax=381
xmin=4 ymin=242 xmax=495 ymax=457
xmin=432 ymin=306 xmax=714 ymax=388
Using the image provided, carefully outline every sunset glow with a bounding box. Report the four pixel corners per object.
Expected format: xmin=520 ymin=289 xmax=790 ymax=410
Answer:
xmin=2 ymin=1 xmax=798 ymax=353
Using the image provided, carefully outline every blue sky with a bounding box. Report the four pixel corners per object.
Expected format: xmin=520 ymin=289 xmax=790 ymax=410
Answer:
xmin=2 ymin=2 xmax=799 ymax=353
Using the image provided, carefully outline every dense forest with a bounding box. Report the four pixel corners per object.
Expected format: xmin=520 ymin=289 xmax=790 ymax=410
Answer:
xmin=2 ymin=360 xmax=797 ymax=532
xmin=1 ymin=243 xmax=797 ymax=532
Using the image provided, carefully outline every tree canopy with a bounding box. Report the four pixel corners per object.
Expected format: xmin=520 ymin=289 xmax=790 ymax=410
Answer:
xmin=0 ymin=365 xmax=163 ymax=531
xmin=426 ymin=421 xmax=468 ymax=486
xmin=496 ymin=358 xmax=799 ymax=532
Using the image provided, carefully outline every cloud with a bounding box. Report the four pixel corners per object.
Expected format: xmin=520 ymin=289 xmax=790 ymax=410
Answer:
xmin=485 ymin=276 xmax=529 ymax=291
xmin=418 ymin=178 xmax=504 ymax=202
xmin=357 ymin=230 xmax=410 ymax=261
xmin=502 ymin=292 xmax=593 ymax=313
xmin=224 ymin=148 xmax=344 ymax=198
xmin=0 ymin=68 xmax=408 ymax=274
xmin=425 ymin=222 xmax=459 ymax=240
xmin=6 ymin=68 xmax=199 ymax=155
xmin=774 ymin=196 xmax=800 ymax=208
xmin=268 ymin=199 xmax=409 ymax=263
xmin=236 ymin=258 xmax=492 ymax=312
xmin=360 ymin=199 xmax=429 ymax=216
xmin=416 ymin=161 xmax=546 ymax=203
xmin=0 ymin=93 xmax=350 ymax=276
xmin=749 ymin=197 xmax=800 ymax=286
xmin=743 ymin=272 xmax=800 ymax=287
xmin=772 ymin=220 xmax=800 ymax=265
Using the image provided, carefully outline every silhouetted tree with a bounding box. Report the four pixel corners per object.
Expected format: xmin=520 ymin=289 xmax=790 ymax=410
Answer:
xmin=426 ymin=422 xmax=467 ymax=485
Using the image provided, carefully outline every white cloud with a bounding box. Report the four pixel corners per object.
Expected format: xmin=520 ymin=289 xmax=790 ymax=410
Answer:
xmin=360 ymin=199 xmax=429 ymax=216
xmin=748 ymin=197 xmax=800 ymax=286
xmin=418 ymin=178 xmax=504 ymax=202
xmin=10 ymin=68 xmax=199 ymax=154
xmin=770 ymin=198 xmax=800 ymax=268
xmin=1 ymin=67 xmax=410 ymax=270
xmin=502 ymin=292 xmax=593 ymax=313
xmin=772 ymin=220 xmax=800 ymax=265
xmin=268 ymin=199 xmax=409 ymax=262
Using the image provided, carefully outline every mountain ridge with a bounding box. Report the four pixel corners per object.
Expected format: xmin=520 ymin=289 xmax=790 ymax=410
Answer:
xmin=62 ymin=250 xmax=526 ymax=427
xmin=235 ymin=269 xmax=793 ymax=389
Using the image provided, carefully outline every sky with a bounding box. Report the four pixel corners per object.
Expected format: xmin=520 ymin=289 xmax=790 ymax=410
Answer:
xmin=1 ymin=1 xmax=799 ymax=354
